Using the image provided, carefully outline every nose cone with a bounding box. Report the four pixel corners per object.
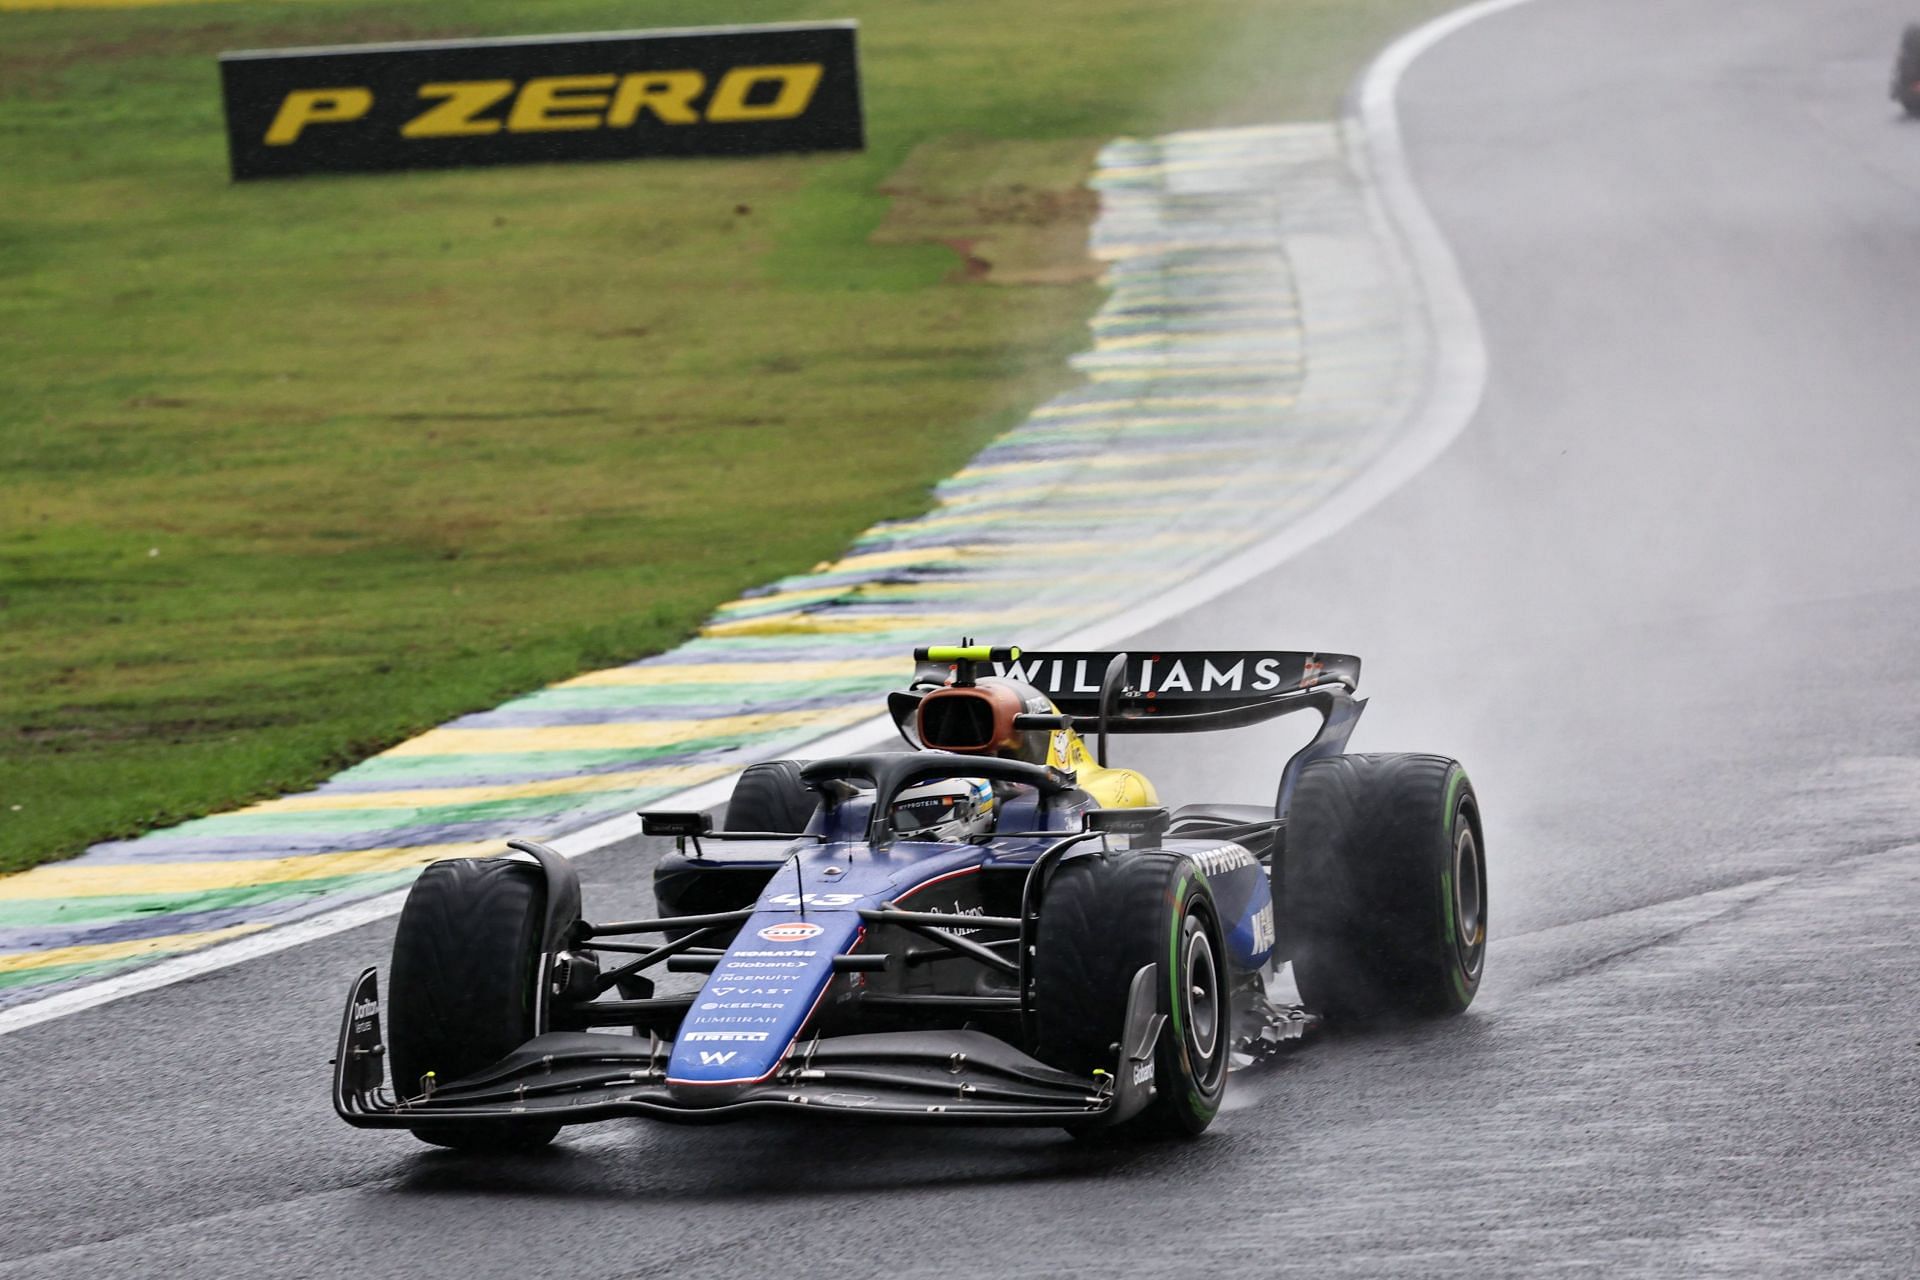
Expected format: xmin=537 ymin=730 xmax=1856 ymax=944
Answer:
xmin=664 ymin=911 xmax=863 ymax=1090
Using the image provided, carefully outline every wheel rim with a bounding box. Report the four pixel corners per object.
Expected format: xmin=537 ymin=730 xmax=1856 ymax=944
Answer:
xmin=1452 ymin=814 xmax=1486 ymax=977
xmin=1182 ymin=916 xmax=1222 ymax=1065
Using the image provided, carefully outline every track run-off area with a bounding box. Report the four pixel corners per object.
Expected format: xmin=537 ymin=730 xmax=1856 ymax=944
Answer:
xmin=3 ymin=0 xmax=1919 ymax=1275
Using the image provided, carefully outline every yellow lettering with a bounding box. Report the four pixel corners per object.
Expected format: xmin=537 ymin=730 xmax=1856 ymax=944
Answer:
xmin=605 ymin=70 xmax=705 ymax=126
xmin=263 ymin=87 xmax=373 ymax=146
xmin=401 ymin=81 xmax=515 ymax=139
xmin=506 ymin=74 xmax=617 ymax=133
xmin=704 ymin=64 xmax=824 ymax=123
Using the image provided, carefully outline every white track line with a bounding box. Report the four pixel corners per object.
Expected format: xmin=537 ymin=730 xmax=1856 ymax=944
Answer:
xmin=0 ymin=0 xmax=1531 ymax=1039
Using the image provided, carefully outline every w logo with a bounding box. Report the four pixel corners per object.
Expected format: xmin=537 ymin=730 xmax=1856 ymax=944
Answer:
xmin=698 ymin=1050 xmax=736 ymax=1066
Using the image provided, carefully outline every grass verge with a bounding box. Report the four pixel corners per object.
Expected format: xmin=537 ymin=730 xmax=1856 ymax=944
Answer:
xmin=0 ymin=0 xmax=1451 ymax=873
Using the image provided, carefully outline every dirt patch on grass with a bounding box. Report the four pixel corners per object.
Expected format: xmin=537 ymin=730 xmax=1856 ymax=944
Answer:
xmin=873 ymin=135 xmax=1104 ymax=285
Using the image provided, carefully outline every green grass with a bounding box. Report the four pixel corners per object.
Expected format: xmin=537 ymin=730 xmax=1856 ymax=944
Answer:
xmin=0 ymin=0 xmax=1451 ymax=873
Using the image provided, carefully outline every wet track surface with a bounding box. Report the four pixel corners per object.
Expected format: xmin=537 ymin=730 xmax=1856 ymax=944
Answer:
xmin=4 ymin=0 xmax=1920 ymax=1274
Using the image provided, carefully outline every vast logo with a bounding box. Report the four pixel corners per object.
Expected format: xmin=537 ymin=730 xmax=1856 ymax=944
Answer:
xmin=220 ymin=23 xmax=864 ymax=180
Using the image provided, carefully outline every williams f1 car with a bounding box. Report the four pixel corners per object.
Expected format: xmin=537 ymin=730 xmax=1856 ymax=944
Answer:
xmin=1897 ymin=24 xmax=1920 ymax=117
xmin=332 ymin=645 xmax=1486 ymax=1146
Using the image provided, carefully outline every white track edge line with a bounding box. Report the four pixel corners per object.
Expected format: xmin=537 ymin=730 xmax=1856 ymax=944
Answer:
xmin=0 ymin=0 xmax=1532 ymax=1038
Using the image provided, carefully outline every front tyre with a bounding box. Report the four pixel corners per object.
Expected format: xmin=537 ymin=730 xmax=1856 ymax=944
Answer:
xmin=1287 ymin=754 xmax=1485 ymax=1024
xmin=726 ymin=759 xmax=817 ymax=833
xmin=1033 ymin=852 xmax=1231 ymax=1137
xmin=388 ymin=857 xmax=562 ymax=1152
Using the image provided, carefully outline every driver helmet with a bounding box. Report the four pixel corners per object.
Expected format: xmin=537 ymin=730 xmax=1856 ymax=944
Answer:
xmin=888 ymin=777 xmax=995 ymax=843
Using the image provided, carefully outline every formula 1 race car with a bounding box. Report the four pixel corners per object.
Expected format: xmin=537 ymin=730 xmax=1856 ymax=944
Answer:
xmin=332 ymin=645 xmax=1486 ymax=1147
xmin=1896 ymin=24 xmax=1920 ymax=117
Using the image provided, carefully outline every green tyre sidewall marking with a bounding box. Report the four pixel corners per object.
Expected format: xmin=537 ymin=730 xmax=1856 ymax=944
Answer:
xmin=1164 ymin=872 xmax=1222 ymax=1121
xmin=1166 ymin=874 xmax=1190 ymax=1080
xmin=1441 ymin=764 xmax=1473 ymax=1006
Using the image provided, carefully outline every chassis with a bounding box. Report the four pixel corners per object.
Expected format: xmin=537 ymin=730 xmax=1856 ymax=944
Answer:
xmin=333 ymin=646 xmax=1486 ymax=1143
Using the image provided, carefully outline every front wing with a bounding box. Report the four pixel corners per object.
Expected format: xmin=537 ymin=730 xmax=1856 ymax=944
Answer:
xmin=333 ymin=966 xmax=1164 ymax=1128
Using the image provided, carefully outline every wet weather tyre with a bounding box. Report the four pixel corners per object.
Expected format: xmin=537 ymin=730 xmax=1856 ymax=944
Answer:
xmin=1287 ymin=754 xmax=1485 ymax=1025
xmin=1898 ymin=26 xmax=1920 ymax=117
xmin=1033 ymin=851 xmax=1231 ymax=1138
xmin=727 ymin=759 xmax=817 ymax=833
xmin=388 ymin=857 xmax=560 ymax=1151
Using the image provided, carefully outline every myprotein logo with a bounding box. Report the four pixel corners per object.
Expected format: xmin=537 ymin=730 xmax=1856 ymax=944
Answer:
xmin=219 ymin=22 xmax=863 ymax=180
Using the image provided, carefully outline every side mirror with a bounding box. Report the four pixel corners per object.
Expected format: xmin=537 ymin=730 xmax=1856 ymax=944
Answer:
xmin=639 ymin=811 xmax=713 ymax=838
xmin=1083 ymin=807 xmax=1170 ymax=840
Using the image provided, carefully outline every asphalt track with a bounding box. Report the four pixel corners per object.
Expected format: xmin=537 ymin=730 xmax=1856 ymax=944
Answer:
xmin=4 ymin=0 xmax=1919 ymax=1274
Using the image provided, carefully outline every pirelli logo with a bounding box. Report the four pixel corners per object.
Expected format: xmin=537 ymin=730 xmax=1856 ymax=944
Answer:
xmin=219 ymin=22 xmax=863 ymax=181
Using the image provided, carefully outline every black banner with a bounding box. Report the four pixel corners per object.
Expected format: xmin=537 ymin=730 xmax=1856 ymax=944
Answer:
xmin=219 ymin=22 xmax=864 ymax=181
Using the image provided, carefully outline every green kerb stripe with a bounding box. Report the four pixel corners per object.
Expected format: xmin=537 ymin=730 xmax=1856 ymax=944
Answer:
xmin=0 ymin=869 xmax=420 ymax=929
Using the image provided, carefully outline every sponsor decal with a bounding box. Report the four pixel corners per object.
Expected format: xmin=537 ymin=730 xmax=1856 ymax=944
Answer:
xmin=709 ymin=986 xmax=793 ymax=997
xmin=954 ymin=651 xmax=1358 ymax=706
xmin=769 ymin=892 xmax=861 ymax=908
xmin=715 ymin=961 xmax=811 ymax=973
xmin=702 ymin=1002 xmax=788 ymax=1011
xmin=1250 ymin=902 xmax=1276 ymax=954
xmin=1132 ymin=1060 xmax=1156 ymax=1086
xmin=941 ymin=901 xmax=986 ymax=937
xmin=1189 ymin=844 xmax=1256 ymax=878
xmin=696 ymin=1015 xmax=782 ymax=1025
xmin=757 ymin=921 xmax=824 ymax=942
xmin=351 ymin=999 xmax=379 ymax=1023
xmin=698 ymin=1050 xmax=737 ymax=1066
xmin=219 ymin=22 xmax=864 ymax=180
xmin=729 ymin=949 xmax=817 ymax=958
xmin=682 ymin=1031 xmax=770 ymax=1043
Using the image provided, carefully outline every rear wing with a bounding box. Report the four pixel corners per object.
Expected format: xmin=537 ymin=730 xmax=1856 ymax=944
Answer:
xmin=898 ymin=647 xmax=1367 ymax=815
xmin=910 ymin=650 xmax=1360 ymax=717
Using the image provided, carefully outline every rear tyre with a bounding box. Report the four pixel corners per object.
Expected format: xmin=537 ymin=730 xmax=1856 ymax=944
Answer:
xmin=1033 ymin=852 xmax=1231 ymax=1138
xmin=1897 ymin=26 xmax=1920 ymax=117
xmin=726 ymin=759 xmax=817 ymax=833
xmin=1287 ymin=754 xmax=1485 ymax=1025
xmin=388 ymin=857 xmax=562 ymax=1151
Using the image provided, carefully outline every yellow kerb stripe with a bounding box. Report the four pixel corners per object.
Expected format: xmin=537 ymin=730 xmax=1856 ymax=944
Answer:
xmin=556 ymin=657 xmax=903 ymax=689
xmin=380 ymin=704 xmax=872 ymax=759
xmin=953 ymin=446 xmax=1260 ymax=483
xmin=699 ymin=609 xmax=1064 ymax=642
xmin=0 ymin=841 xmax=503 ymax=902
xmin=0 ymin=924 xmax=269 ymax=977
xmin=811 ymin=545 xmax=994 ymax=576
xmin=241 ymin=762 xmax=738 ymax=815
